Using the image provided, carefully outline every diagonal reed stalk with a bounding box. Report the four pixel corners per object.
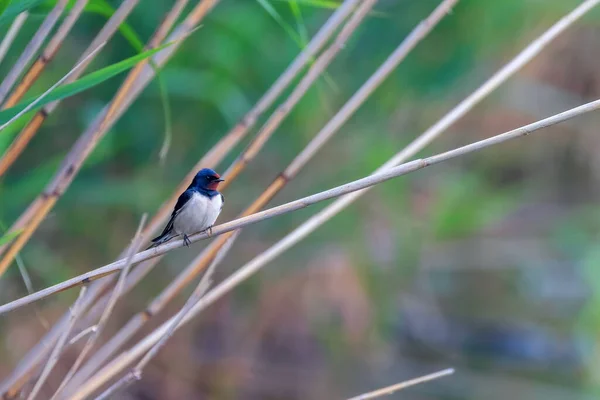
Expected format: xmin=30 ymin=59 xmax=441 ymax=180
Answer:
xmin=346 ymin=368 xmax=455 ymax=400
xmin=67 ymin=97 xmax=600 ymax=399
xmin=47 ymin=215 xmax=147 ymax=400
xmin=0 ymin=1 xmax=356 ymax=395
xmin=0 ymin=0 xmax=215 ymax=279
xmin=64 ymin=0 xmax=458 ymax=388
xmin=0 ymin=0 xmax=140 ymax=178
xmin=0 ymin=12 xmax=28 ymax=65
xmin=0 ymin=0 xmax=69 ymax=105
xmin=2 ymin=0 xmax=89 ymax=110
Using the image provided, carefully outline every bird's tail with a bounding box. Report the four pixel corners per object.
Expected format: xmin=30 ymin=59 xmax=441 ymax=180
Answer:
xmin=146 ymin=231 xmax=177 ymax=250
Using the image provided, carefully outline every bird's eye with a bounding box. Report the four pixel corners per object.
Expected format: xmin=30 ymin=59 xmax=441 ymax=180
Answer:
xmin=206 ymin=176 xmax=210 ymax=180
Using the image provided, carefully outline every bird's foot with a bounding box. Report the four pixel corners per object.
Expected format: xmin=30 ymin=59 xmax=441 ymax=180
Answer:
xmin=183 ymin=234 xmax=191 ymax=247
xmin=205 ymin=226 xmax=214 ymax=238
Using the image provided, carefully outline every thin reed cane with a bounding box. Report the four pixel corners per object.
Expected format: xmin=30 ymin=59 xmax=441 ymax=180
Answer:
xmin=0 ymin=0 xmax=140 ymax=178
xmin=347 ymin=368 xmax=454 ymax=400
xmin=0 ymin=12 xmax=28 ymax=65
xmin=68 ymin=97 xmax=600 ymax=399
xmin=0 ymin=0 xmax=68 ymax=105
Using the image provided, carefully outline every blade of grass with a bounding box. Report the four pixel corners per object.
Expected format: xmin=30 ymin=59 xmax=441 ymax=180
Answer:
xmin=274 ymin=0 xmax=341 ymax=11
xmin=0 ymin=42 xmax=106 ymax=132
xmin=289 ymin=0 xmax=308 ymax=43
xmin=0 ymin=40 xmax=176 ymax=127
xmin=0 ymin=229 xmax=21 ymax=246
xmin=0 ymin=0 xmax=43 ymax=25
xmin=257 ymin=0 xmax=337 ymax=90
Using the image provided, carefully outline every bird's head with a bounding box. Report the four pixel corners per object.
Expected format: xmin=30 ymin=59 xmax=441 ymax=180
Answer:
xmin=193 ymin=168 xmax=224 ymax=191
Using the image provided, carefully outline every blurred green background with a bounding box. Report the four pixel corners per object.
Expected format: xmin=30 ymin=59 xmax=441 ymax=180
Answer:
xmin=2 ymin=0 xmax=600 ymax=398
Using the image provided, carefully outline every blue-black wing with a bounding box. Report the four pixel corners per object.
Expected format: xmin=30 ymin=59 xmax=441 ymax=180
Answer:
xmin=151 ymin=189 xmax=194 ymax=243
xmin=220 ymin=193 xmax=224 ymax=211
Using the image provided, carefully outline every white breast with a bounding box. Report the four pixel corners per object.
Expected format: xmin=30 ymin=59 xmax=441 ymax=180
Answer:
xmin=173 ymin=192 xmax=222 ymax=236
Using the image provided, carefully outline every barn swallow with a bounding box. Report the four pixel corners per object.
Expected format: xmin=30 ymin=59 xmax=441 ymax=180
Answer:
xmin=150 ymin=168 xmax=224 ymax=248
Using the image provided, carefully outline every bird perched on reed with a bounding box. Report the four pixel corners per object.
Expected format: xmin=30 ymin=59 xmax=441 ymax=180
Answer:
xmin=149 ymin=168 xmax=224 ymax=248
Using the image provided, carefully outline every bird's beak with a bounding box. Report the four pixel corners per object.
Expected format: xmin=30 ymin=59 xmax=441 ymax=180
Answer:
xmin=215 ymin=178 xmax=225 ymax=182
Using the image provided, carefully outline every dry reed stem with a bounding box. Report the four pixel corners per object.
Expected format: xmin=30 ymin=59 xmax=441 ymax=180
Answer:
xmin=24 ymin=286 xmax=88 ymax=400
xmin=94 ymin=231 xmax=239 ymax=399
xmin=0 ymin=12 xmax=28 ymax=65
xmin=0 ymin=3 xmax=221 ymax=395
xmin=67 ymin=0 xmax=456 ymax=385
xmin=0 ymin=43 xmax=106 ymax=132
xmin=2 ymin=0 xmax=90 ymax=109
xmin=4 ymin=95 xmax=600 ymax=316
xmin=0 ymin=0 xmax=140 ymax=178
xmin=48 ymin=215 xmax=147 ymax=400
xmin=0 ymin=0 xmax=69 ymax=105
xmin=69 ymin=97 xmax=600 ymax=399
xmin=67 ymin=326 xmax=97 ymax=346
xmin=346 ymin=368 xmax=455 ymax=400
xmin=0 ymin=0 xmax=204 ymax=279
